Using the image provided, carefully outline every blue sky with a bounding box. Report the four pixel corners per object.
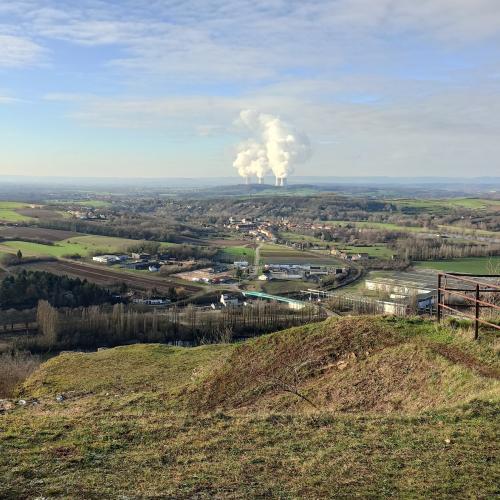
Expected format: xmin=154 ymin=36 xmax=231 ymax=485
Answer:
xmin=1 ymin=0 xmax=500 ymax=178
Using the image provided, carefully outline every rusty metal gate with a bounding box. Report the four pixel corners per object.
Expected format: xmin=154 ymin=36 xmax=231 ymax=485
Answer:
xmin=437 ymin=272 xmax=500 ymax=339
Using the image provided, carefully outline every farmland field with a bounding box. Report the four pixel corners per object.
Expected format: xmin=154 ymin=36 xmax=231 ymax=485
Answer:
xmin=327 ymin=220 xmax=426 ymax=232
xmin=73 ymin=199 xmax=111 ymax=208
xmin=261 ymin=244 xmax=339 ymax=265
xmin=0 ymin=226 xmax=79 ymax=242
xmin=218 ymin=245 xmax=256 ymax=261
xmin=52 ymin=199 xmax=112 ymax=208
xmin=0 ymin=235 xmax=149 ymax=258
xmin=326 ymin=220 xmax=499 ymax=238
xmin=22 ymin=260 xmax=202 ymax=293
xmin=0 ymin=202 xmax=32 ymax=222
xmin=393 ymin=197 xmax=500 ymax=212
xmin=414 ymin=256 xmax=500 ymax=274
xmin=279 ymin=232 xmax=325 ymax=245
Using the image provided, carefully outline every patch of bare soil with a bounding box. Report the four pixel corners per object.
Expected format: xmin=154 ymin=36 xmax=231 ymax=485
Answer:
xmin=17 ymin=209 xmax=64 ymax=219
xmin=23 ymin=260 xmax=201 ymax=293
xmin=427 ymin=342 xmax=500 ymax=380
xmin=0 ymin=226 xmax=79 ymax=242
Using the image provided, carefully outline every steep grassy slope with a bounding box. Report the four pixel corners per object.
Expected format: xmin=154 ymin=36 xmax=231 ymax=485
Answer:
xmin=1 ymin=317 xmax=499 ymax=498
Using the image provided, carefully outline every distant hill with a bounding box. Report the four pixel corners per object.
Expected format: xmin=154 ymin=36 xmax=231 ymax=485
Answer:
xmin=2 ymin=316 xmax=499 ymax=498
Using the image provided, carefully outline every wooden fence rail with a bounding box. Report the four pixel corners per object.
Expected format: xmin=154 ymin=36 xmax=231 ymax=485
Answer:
xmin=437 ymin=272 xmax=500 ymax=339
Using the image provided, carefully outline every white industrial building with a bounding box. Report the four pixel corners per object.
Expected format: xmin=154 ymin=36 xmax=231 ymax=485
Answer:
xmin=92 ymin=255 xmax=122 ymax=264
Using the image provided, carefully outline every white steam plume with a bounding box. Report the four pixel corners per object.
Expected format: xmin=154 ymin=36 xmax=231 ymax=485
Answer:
xmin=234 ymin=109 xmax=311 ymax=185
xmin=232 ymin=140 xmax=268 ymax=183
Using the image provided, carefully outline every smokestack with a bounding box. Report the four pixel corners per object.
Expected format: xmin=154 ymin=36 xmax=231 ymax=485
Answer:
xmin=275 ymin=176 xmax=280 ymax=186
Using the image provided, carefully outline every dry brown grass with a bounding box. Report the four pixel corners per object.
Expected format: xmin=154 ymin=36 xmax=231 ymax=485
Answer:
xmin=0 ymin=351 xmax=41 ymax=398
xmin=187 ymin=317 xmax=500 ymax=415
xmin=188 ymin=317 xmax=403 ymax=412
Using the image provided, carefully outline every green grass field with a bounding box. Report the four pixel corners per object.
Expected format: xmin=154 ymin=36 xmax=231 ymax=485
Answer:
xmin=280 ymin=232 xmax=393 ymax=259
xmin=0 ymin=235 xmax=147 ymax=258
xmin=326 ymin=219 xmax=498 ymax=238
xmin=260 ymin=244 xmax=340 ymax=265
xmin=415 ymin=257 xmax=500 ymax=274
xmin=52 ymin=199 xmax=112 ymax=208
xmin=74 ymin=200 xmax=111 ymax=208
xmin=393 ymin=198 xmax=500 ymax=212
xmin=218 ymin=246 xmax=256 ymax=261
xmin=1 ymin=317 xmax=498 ymax=498
xmin=327 ymin=220 xmax=427 ymax=232
xmin=279 ymin=232 xmax=325 ymax=245
xmin=0 ymin=202 xmax=32 ymax=222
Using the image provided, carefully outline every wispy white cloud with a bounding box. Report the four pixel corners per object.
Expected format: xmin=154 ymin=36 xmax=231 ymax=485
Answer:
xmin=4 ymin=1 xmax=500 ymax=78
xmin=0 ymin=34 xmax=46 ymax=67
xmin=0 ymin=95 xmax=18 ymax=104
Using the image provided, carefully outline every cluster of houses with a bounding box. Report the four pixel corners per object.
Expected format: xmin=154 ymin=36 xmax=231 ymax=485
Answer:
xmin=224 ymin=217 xmax=277 ymax=242
xmin=67 ymin=209 xmax=107 ymax=221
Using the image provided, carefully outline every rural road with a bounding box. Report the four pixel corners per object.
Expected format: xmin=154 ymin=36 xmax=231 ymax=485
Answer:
xmin=253 ymin=242 xmax=263 ymax=276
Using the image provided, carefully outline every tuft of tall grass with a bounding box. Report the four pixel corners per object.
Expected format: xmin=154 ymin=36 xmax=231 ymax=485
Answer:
xmin=0 ymin=351 xmax=41 ymax=398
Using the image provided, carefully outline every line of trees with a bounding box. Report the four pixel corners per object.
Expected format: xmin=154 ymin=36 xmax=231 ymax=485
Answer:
xmin=22 ymin=301 xmax=326 ymax=351
xmin=394 ymin=237 xmax=500 ymax=261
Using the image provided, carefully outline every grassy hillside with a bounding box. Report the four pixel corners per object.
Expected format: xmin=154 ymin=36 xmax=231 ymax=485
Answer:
xmin=1 ymin=317 xmax=499 ymax=498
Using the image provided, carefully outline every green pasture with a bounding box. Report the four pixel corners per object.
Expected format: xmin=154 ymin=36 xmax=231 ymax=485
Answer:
xmin=393 ymin=198 xmax=500 ymax=211
xmin=52 ymin=199 xmax=112 ymax=208
xmin=218 ymin=246 xmax=256 ymax=260
xmin=279 ymin=232 xmax=325 ymax=245
xmin=261 ymin=244 xmax=338 ymax=265
xmin=74 ymin=199 xmax=111 ymax=208
xmin=0 ymin=235 xmax=146 ymax=259
xmin=414 ymin=256 xmax=500 ymax=274
xmin=0 ymin=202 xmax=32 ymax=222
xmin=326 ymin=220 xmax=498 ymax=238
xmin=327 ymin=220 xmax=425 ymax=233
